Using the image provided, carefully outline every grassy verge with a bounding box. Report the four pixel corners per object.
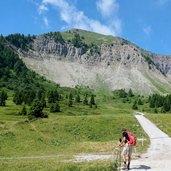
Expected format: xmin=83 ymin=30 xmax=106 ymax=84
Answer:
xmin=146 ymin=113 xmax=171 ymax=136
xmin=0 ymin=159 xmax=116 ymax=171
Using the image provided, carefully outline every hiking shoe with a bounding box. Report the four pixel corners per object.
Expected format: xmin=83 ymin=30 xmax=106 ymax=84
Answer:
xmin=121 ymin=161 xmax=127 ymax=170
xmin=127 ymin=162 xmax=130 ymax=170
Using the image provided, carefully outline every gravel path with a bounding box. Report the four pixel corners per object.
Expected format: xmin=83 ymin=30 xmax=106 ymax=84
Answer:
xmin=130 ymin=113 xmax=171 ymax=171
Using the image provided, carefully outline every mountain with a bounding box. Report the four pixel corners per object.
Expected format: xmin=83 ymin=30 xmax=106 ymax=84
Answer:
xmin=4 ymin=29 xmax=171 ymax=94
xmin=0 ymin=34 xmax=56 ymax=92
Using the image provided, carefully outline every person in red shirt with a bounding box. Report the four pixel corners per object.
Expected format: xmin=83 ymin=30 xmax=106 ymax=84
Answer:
xmin=119 ymin=128 xmax=133 ymax=170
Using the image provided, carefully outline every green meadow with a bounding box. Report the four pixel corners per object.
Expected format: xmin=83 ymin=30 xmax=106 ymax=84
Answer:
xmin=146 ymin=113 xmax=171 ymax=136
xmin=1 ymin=30 xmax=171 ymax=170
xmin=0 ymin=89 xmax=150 ymax=171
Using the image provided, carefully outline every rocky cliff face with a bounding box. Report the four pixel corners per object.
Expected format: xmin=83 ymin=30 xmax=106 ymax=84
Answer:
xmin=17 ymin=29 xmax=171 ymax=94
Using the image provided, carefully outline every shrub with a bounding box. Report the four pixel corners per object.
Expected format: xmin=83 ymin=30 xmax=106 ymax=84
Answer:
xmin=28 ymin=99 xmax=47 ymax=120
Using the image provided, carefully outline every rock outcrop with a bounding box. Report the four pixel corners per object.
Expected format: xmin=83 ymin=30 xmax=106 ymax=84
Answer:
xmin=17 ymin=29 xmax=171 ymax=94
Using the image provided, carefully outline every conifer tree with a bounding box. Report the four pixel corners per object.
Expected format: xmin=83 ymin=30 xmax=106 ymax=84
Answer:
xmin=13 ymin=91 xmax=23 ymax=105
xmin=75 ymin=94 xmax=81 ymax=103
xmin=41 ymin=96 xmax=46 ymax=108
xmin=47 ymin=90 xmax=55 ymax=103
xmin=137 ymin=98 xmax=143 ymax=105
xmin=0 ymin=90 xmax=8 ymax=106
xmin=162 ymin=98 xmax=170 ymax=112
xmin=19 ymin=105 xmax=27 ymax=115
xmin=119 ymin=89 xmax=127 ymax=98
xmin=154 ymin=107 xmax=158 ymax=114
xmin=53 ymin=90 xmax=59 ymax=101
xmin=128 ymin=89 xmax=134 ymax=97
xmin=83 ymin=95 xmax=88 ymax=105
xmin=37 ymin=89 xmax=44 ymax=100
xmin=24 ymin=90 xmax=36 ymax=106
xmin=28 ymin=99 xmax=46 ymax=120
xmin=66 ymin=92 xmax=73 ymax=107
xmin=89 ymin=94 xmax=96 ymax=105
xmin=132 ymin=101 xmax=138 ymax=110
xmin=50 ymin=102 xmax=60 ymax=112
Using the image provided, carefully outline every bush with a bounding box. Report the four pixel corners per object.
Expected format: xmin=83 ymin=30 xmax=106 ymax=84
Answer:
xmin=50 ymin=102 xmax=60 ymax=112
xmin=28 ymin=99 xmax=46 ymax=120
xmin=19 ymin=105 xmax=27 ymax=115
xmin=132 ymin=101 xmax=138 ymax=110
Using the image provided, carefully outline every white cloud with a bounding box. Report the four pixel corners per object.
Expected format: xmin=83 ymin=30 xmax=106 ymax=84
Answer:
xmin=43 ymin=16 xmax=49 ymax=27
xmin=38 ymin=0 xmax=122 ymax=35
xmin=39 ymin=4 xmax=48 ymax=14
xmin=143 ymin=26 xmax=152 ymax=35
xmin=96 ymin=0 xmax=119 ymax=17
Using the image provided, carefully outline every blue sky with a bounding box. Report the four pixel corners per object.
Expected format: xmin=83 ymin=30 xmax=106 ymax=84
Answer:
xmin=0 ymin=0 xmax=171 ymax=55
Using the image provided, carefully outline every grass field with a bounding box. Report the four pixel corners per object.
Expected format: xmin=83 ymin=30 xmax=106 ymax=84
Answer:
xmin=61 ymin=29 xmax=115 ymax=46
xmin=0 ymin=159 xmax=116 ymax=171
xmin=0 ymin=91 xmax=149 ymax=170
xmin=146 ymin=113 xmax=171 ymax=136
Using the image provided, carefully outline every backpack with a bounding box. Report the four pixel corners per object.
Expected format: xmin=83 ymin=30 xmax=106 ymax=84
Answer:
xmin=127 ymin=132 xmax=136 ymax=146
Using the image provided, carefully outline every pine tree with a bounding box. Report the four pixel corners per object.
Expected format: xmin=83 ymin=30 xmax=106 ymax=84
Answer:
xmin=68 ymin=99 xmax=73 ymax=107
xmin=137 ymin=98 xmax=143 ymax=105
xmin=75 ymin=94 xmax=81 ymax=103
xmin=41 ymin=96 xmax=46 ymax=108
xmin=154 ymin=107 xmax=158 ymax=114
xmin=68 ymin=98 xmax=73 ymax=107
xmin=13 ymin=91 xmax=23 ymax=105
xmin=47 ymin=90 xmax=55 ymax=103
xmin=149 ymin=95 xmax=156 ymax=108
xmin=69 ymin=92 xmax=73 ymax=100
xmin=28 ymin=99 xmax=46 ymax=120
xmin=132 ymin=101 xmax=138 ymax=110
xmin=162 ymin=98 xmax=170 ymax=112
xmin=68 ymin=92 xmax=73 ymax=107
xmin=89 ymin=94 xmax=96 ymax=105
xmin=83 ymin=95 xmax=88 ymax=105
xmin=24 ymin=90 xmax=36 ymax=106
xmin=128 ymin=89 xmax=134 ymax=97
xmin=19 ymin=105 xmax=27 ymax=115
xmin=50 ymin=103 xmax=54 ymax=112
xmin=119 ymin=89 xmax=127 ymax=98
xmin=161 ymin=106 xmax=166 ymax=113
xmin=53 ymin=90 xmax=59 ymax=101
xmin=37 ymin=89 xmax=44 ymax=100
xmin=54 ymin=102 xmax=60 ymax=112
xmin=50 ymin=102 xmax=60 ymax=112
xmin=0 ymin=90 xmax=8 ymax=106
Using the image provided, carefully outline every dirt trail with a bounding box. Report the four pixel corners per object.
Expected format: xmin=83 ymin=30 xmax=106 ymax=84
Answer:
xmin=130 ymin=113 xmax=171 ymax=171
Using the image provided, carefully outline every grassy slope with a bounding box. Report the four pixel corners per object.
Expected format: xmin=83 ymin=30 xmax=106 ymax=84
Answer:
xmin=0 ymin=91 xmax=149 ymax=170
xmin=61 ymin=29 xmax=115 ymax=46
xmin=144 ymin=71 xmax=169 ymax=94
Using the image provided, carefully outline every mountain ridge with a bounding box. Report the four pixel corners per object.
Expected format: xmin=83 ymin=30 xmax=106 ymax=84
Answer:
xmin=3 ymin=29 xmax=171 ymax=94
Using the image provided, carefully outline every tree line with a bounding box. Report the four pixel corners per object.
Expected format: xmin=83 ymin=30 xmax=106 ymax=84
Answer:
xmin=0 ymin=88 xmax=97 ymax=120
xmin=149 ymin=93 xmax=171 ymax=113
